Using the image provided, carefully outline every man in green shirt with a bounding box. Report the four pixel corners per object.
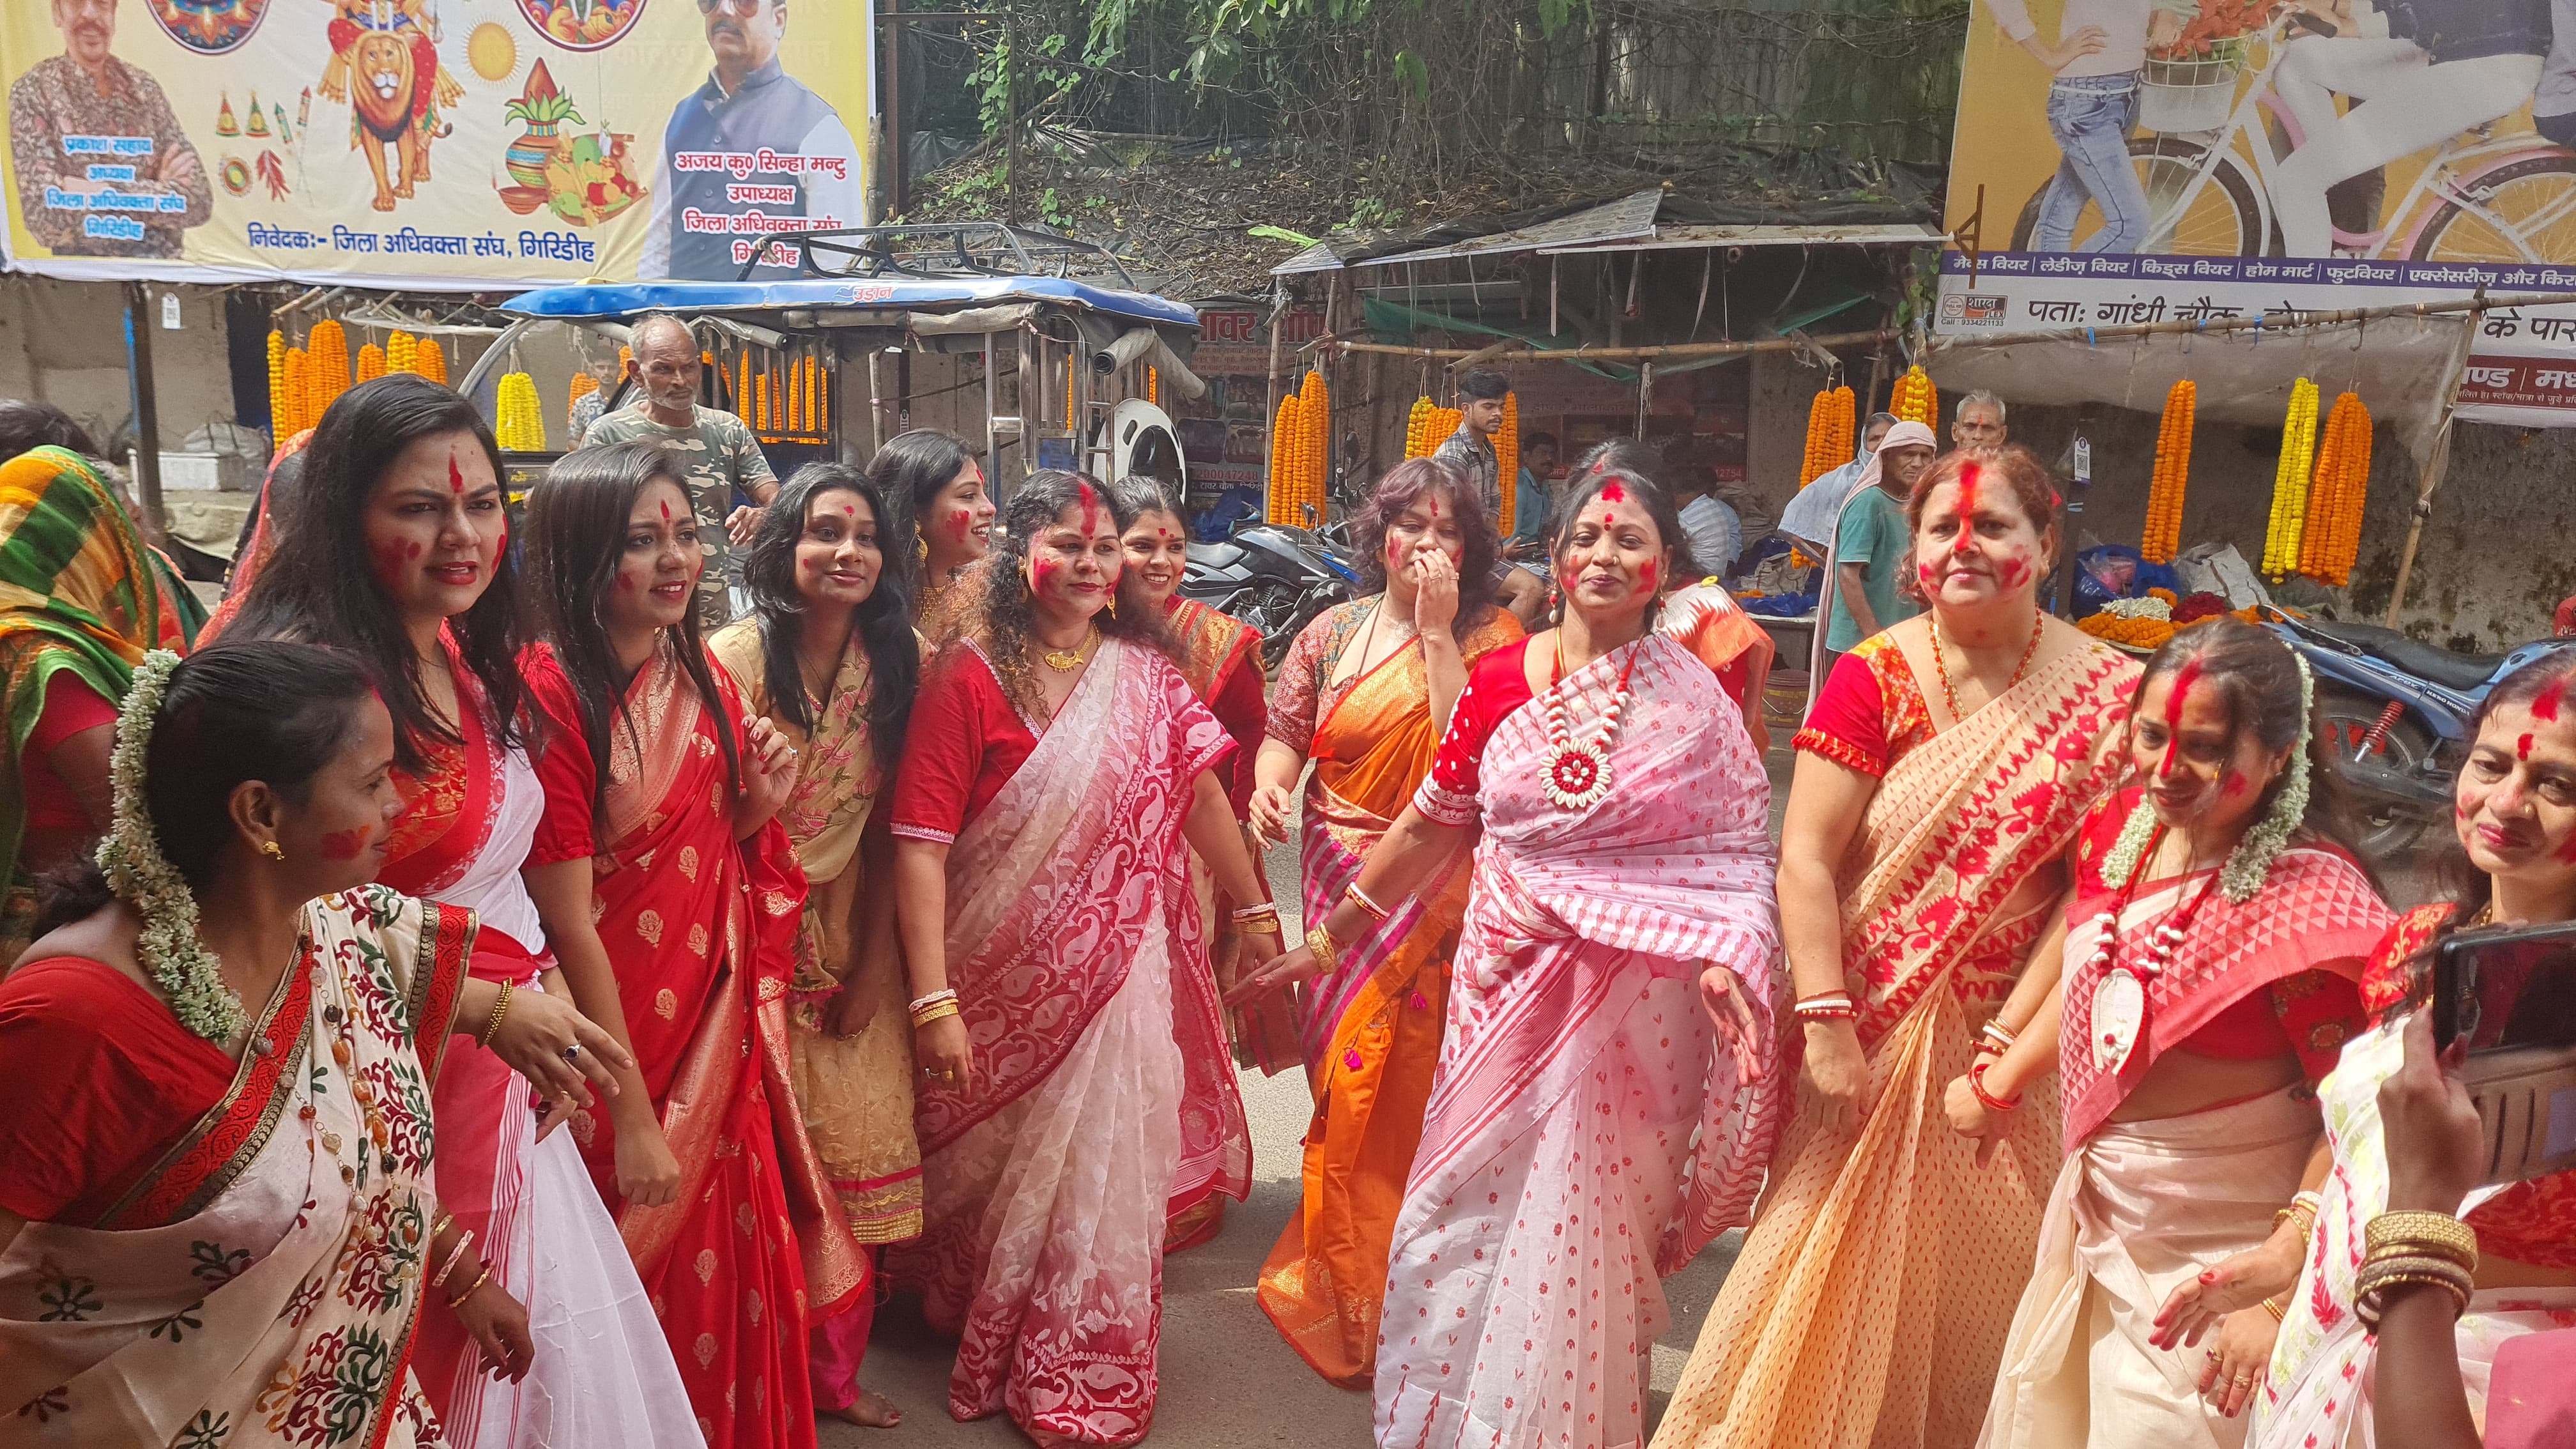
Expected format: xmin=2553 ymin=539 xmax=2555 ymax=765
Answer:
xmin=1821 ymin=422 xmax=1937 ymax=670
xmin=580 ymin=314 xmax=778 ymax=629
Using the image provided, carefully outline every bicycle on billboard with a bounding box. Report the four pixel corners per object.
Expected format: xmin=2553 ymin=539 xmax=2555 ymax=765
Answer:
xmin=2007 ymin=4 xmax=2576 ymax=264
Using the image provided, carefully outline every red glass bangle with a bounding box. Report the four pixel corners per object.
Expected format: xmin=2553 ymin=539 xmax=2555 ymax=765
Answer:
xmin=1970 ymin=1062 xmax=2023 ymax=1113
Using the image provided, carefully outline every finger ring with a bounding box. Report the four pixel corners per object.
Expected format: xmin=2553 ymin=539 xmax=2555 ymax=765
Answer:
xmin=561 ymin=1045 xmax=581 ymax=1065
xmin=2231 ymin=1374 xmax=2254 ymax=1390
xmin=2204 ymin=1350 xmax=2219 ymax=1363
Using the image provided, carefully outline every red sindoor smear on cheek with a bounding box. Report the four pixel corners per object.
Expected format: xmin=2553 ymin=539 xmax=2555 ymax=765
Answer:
xmin=318 ymin=828 xmax=369 ymax=861
xmin=2222 ymin=772 xmax=2248 ymax=797
xmin=950 ymin=509 xmax=971 ymax=540
xmin=1639 ymin=559 xmax=1656 ymax=591
xmin=2160 ymin=659 xmax=2203 ymax=776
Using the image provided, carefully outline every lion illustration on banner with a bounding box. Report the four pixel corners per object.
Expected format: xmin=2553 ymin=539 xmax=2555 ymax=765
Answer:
xmin=317 ymin=1 xmax=463 ymax=211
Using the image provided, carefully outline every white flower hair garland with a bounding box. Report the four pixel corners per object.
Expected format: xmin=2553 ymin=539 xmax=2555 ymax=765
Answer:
xmin=95 ymin=649 xmax=245 ymax=1042
xmin=2099 ymin=651 xmax=2314 ymax=905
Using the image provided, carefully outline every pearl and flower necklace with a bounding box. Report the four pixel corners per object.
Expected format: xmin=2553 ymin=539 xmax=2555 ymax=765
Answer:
xmin=1540 ymin=631 xmax=1640 ymax=811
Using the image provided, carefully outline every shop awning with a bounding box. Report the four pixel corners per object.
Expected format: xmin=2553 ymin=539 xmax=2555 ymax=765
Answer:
xmin=1539 ymin=221 xmax=1947 ymax=254
xmin=498 ymin=275 xmax=1199 ymax=330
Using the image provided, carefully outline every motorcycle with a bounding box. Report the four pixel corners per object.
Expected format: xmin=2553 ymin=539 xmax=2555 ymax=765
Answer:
xmin=2260 ymin=606 xmax=2576 ymax=859
xmin=1179 ymin=505 xmax=1359 ymax=668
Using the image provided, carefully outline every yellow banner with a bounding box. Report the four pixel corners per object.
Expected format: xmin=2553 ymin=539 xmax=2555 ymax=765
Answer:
xmin=2 ymin=0 xmax=873 ymax=287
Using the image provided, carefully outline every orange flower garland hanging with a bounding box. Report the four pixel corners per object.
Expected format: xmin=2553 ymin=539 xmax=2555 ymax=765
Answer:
xmin=1890 ymin=365 xmax=1938 ymax=429
xmin=2299 ymin=392 xmax=2373 ymax=587
xmin=2142 ymin=379 xmax=2194 ymax=563
xmin=1800 ymin=385 xmax=1857 ymax=486
xmin=1494 ymin=391 xmax=1520 ymax=535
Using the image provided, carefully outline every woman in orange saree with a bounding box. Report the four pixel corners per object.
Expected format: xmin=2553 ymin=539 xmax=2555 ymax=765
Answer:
xmin=520 ymin=442 xmax=866 ymax=1449
xmin=1245 ymin=457 xmax=1521 ymax=1388
xmin=1654 ymin=448 xmax=2140 ymax=1449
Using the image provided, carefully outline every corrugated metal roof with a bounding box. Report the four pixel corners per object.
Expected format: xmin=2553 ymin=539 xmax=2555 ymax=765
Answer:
xmin=498 ymin=275 xmax=1198 ymax=328
xmin=1343 ymin=188 xmax=1666 ymax=268
xmin=1538 ymin=221 xmax=1946 ymax=254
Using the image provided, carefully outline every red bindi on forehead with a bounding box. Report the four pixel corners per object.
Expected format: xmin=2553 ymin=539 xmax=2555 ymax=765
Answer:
xmin=1077 ymin=482 xmax=1103 ymax=534
xmin=2159 ymin=658 xmax=2204 ymax=774
xmin=448 ymin=454 xmax=465 ymax=494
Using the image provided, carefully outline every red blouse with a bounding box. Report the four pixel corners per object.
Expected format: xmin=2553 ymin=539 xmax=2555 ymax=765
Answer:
xmin=20 ymin=671 xmax=118 ymax=845
xmin=888 ymin=643 xmax=1043 ymax=844
xmin=0 ymin=956 xmax=236 ymax=1223
xmin=1414 ymin=638 xmax=1536 ymax=826
xmin=523 ymin=647 xmax=602 ymax=867
xmin=1793 ymin=636 xmax=1935 ymax=778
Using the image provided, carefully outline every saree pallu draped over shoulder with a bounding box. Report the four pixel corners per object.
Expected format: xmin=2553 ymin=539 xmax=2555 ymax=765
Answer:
xmin=1259 ymin=606 xmax=1519 ymax=1387
xmin=888 ymin=638 xmax=1246 ymax=1447
xmin=1654 ymin=641 xmax=2138 ymax=1449
xmin=1374 ymin=633 xmax=1783 ymax=1449
xmin=0 ymin=887 xmax=471 ymax=1449
xmin=564 ymin=641 xmax=863 ymax=1449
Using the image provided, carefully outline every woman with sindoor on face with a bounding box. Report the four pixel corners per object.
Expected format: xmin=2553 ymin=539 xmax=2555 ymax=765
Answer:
xmin=884 ymin=470 xmax=1272 ymax=1446
xmin=1653 ymin=447 xmax=2140 ymax=1449
xmin=1232 ymin=463 xmax=1782 ymax=1448
xmin=2239 ymin=652 xmax=2576 ymax=1449
xmin=220 ymin=376 xmax=698 ymax=1448
xmin=1113 ymin=473 xmax=1294 ymax=1208
xmin=1239 ymin=456 xmax=1522 ymax=1386
xmin=710 ymin=461 xmax=922 ymax=1431
xmin=0 ymin=641 xmax=533 ymax=1446
xmin=874 ymin=429 xmax=996 ymax=633
xmin=518 ymin=441 xmax=864 ymax=1449
xmin=1963 ymin=620 xmax=2391 ymax=1448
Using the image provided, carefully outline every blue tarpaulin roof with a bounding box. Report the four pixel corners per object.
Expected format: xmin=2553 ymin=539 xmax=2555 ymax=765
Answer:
xmin=498 ymin=276 xmax=1197 ymax=328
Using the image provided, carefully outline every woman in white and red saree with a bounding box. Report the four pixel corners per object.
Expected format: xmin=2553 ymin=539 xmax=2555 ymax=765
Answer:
xmin=1655 ymin=448 xmax=2139 ymax=1449
xmin=887 ymin=471 xmax=1273 ymax=1447
xmin=220 ymin=379 xmax=700 ymax=1448
xmin=0 ymin=643 xmax=526 ymax=1448
xmin=2248 ymin=654 xmax=2576 ymax=1449
xmin=520 ymin=442 xmax=865 ymax=1449
xmin=1970 ymin=621 xmax=2389 ymax=1449
xmin=1234 ymin=464 xmax=1781 ymax=1449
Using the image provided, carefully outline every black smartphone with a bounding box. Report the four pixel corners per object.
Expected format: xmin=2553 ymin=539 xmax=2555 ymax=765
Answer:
xmin=2434 ymin=921 xmax=2576 ymax=1053
xmin=2433 ymin=921 xmax=2576 ymax=1186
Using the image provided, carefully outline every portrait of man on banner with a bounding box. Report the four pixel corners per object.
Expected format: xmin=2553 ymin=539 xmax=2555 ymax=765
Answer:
xmin=641 ymin=0 xmax=865 ymax=280
xmin=7 ymin=0 xmax=213 ymax=258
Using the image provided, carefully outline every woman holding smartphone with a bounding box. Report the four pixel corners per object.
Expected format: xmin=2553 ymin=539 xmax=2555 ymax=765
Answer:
xmin=2243 ymin=654 xmax=2576 ymax=1448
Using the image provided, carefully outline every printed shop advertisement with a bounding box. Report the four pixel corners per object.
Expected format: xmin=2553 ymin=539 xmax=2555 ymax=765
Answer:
xmin=1939 ymin=0 xmax=2576 ymax=425
xmin=1 ymin=0 xmax=874 ymax=289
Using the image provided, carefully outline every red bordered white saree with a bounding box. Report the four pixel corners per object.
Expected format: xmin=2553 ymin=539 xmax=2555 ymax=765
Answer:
xmin=0 ymin=887 xmax=469 ymax=1449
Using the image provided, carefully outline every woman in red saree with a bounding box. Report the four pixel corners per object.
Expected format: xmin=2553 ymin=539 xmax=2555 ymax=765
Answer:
xmin=2248 ymin=652 xmax=2576 ymax=1449
xmin=221 ymin=378 xmax=696 ymax=1449
xmin=1112 ymin=475 xmax=1294 ymax=1204
xmin=0 ymin=641 xmax=528 ymax=1446
xmin=1245 ymin=457 xmax=1522 ymax=1386
xmin=887 ymin=470 xmax=1273 ymax=1446
xmin=519 ymin=441 xmax=866 ymax=1449
xmin=1655 ymin=448 xmax=2141 ymax=1449
xmin=1233 ymin=463 xmax=1784 ymax=1448
xmin=1966 ymin=621 xmax=2389 ymax=1448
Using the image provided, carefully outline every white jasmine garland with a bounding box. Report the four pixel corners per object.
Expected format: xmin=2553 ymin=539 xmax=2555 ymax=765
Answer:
xmin=2101 ymin=595 xmax=2174 ymax=622
xmin=2099 ymin=652 xmax=2314 ymax=905
xmin=95 ymin=650 xmax=245 ymax=1042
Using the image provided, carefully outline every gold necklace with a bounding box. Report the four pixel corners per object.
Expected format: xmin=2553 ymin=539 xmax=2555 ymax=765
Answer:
xmin=1933 ymin=610 xmax=2045 ymax=723
xmin=1039 ymin=625 xmax=1098 ymax=672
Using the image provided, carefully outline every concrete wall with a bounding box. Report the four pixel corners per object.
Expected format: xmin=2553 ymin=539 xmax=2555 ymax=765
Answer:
xmin=1994 ymin=401 xmax=2572 ymax=650
xmin=0 ymin=275 xmax=240 ymax=452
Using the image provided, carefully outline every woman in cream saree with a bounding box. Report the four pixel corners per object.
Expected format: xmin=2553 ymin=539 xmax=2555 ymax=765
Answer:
xmin=1656 ymin=448 xmax=2138 ymax=1449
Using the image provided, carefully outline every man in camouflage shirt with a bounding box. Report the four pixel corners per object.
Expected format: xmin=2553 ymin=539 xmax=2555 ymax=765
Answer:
xmin=581 ymin=314 xmax=777 ymax=629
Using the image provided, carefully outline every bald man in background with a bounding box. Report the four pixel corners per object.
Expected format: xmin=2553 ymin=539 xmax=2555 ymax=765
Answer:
xmin=580 ymin=314 xmax=778 ymax=627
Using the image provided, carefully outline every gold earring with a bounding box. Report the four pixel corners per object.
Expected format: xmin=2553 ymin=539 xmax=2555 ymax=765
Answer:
xmin=260 ymin=840 xmax=285 ymax=861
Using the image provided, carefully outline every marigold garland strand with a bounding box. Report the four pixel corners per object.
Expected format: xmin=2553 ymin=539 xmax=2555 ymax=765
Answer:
xmin=2262 ymin=378 xmax=2321 ymax=581
xmin=2143 ymin=379 xmax=2195 ymax=564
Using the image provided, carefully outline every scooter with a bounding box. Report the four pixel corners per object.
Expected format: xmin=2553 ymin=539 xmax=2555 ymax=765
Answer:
xmin=2260 ymin=606 xmax=2576 ymax=859
xmin=1179 ymin=504 xmax=1359 ymax=668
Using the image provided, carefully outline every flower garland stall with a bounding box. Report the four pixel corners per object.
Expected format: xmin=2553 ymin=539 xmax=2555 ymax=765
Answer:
xmin=1269 ymin=368 xmax=1331 ymax=524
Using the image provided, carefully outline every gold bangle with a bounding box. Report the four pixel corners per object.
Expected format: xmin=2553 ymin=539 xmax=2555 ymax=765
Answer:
xmin=2262 ymin=1295 xmax=2286 ymax=1322
xmin=2356 ymin=1269 xmax=2471 ymax=1330
xmin=477 ymin=977 xmax=514 ymax=1050
xmin=1344 ymin=882 xmax=1390 ymax=922
xmin=1305 ymin=922 xmax=1343 ymax=972
xmin=910 ymin=999 xmax=962 ymax=1029
xmin=445 ymin=1263 xmax=494 ymax=1311
xmin=1236 ymin=915 xmax=1283 ymax=936
xmin=2366 ymin=1211 xmax=2479 ymax=1269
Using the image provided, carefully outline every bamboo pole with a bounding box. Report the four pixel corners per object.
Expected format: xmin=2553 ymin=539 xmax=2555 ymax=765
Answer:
xmin=2384 ymin=305 xmax=2483 ymax=627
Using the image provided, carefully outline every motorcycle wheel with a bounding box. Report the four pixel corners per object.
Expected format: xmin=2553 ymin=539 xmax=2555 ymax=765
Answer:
xmin=1246 ymin=580 xmax=1304 ymax=670
xmin=2317 ymin=686 xmax=2439 ymax=861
